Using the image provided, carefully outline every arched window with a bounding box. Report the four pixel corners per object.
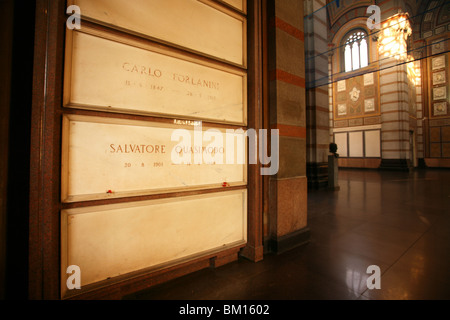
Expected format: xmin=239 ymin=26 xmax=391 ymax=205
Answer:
xmin=343 ymin=29 xmax=369 ymax=72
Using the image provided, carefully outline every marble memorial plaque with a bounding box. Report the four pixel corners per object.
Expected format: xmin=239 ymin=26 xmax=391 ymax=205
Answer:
xmin=349 ymin=131 xmax=364 ymax=157
xmin=364 ymin=130 xmax=381 ymax=158
xmin=334 ymin=133 xmax=348 ymax=157
xmin=64 ymin=29 xmax=247 ymax=125
xmin=61 ymin=190 xmax=247 ymax=293
xmin=61 ymin=115 xmax=247 ymax=203
xmin=69 ymin=0 xmax=246 ymax=66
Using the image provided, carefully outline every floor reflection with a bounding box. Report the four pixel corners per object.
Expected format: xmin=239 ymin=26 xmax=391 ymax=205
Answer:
xmin=128 ymin=168 xmax=450 ymax=300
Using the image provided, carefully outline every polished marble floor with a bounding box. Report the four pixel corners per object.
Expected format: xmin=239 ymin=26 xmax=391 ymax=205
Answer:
xmin=126 ymin=169 xmax=450 ymax=300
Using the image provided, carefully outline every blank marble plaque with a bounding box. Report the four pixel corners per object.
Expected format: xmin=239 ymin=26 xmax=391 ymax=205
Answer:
xmin=61 ymin=190 xmax=247 ymax=294
xmin=69 ymin=0 xmax=247 ymax=66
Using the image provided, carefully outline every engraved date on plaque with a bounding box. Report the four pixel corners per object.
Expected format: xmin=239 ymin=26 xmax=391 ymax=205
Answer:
xmin=64 ymin=29 xmax=247 ymax=125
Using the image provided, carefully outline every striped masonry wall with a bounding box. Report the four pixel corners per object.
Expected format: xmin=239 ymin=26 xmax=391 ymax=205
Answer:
xmin=378 ymin=0 xmax=414 ymax=168
xmin=266 ymin=0 xmax=309 ymax=251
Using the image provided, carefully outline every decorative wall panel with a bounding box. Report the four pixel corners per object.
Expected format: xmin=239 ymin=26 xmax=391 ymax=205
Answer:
xmin=428 ymin=52 xmax=449 ymax=119
xmin=333 ymin=71 xmax=379 ymax=120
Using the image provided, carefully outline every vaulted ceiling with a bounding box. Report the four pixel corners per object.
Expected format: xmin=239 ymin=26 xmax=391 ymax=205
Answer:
xmin=324 ymin=0 xmax=449 ymax=41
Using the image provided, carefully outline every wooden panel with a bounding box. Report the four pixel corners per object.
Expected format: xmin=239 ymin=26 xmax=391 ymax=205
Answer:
xmin=61 ymin=189 xmax=247 ymax=296
xmin=430 ymin=143 xmax=442 ymax=157
xmin=64 ymin=28 xmax=247 ymax=125
xmin=442 ymin=126 xmax=450 ymax=142
xmin=430 ymin=127 xmax=441 ymax=142
xmin=443 ymin=143 xmax=450 ymax=158
xmin=425 ymin=158 xmax=450 ymax=167
xmin=338 ymin=158 xmax=381 ymax=168
xmin=61 ymin=115 xmax=247 ymax=203
xmin=69 ymin=0 xmax=246 ymax=66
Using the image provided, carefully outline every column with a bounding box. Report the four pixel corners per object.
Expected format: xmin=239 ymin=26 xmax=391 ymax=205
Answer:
xmin=266 ymin=0 xmax=309 ymax=253
xmin=377 ymin=2 xmax=413 ymax=170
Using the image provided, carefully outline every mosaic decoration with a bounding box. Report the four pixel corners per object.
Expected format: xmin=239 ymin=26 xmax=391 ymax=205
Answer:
xmin=433 ymin=71 xmax=446 ymax=85
xmin=365 ymin=98 xmax=375 ymax=112
xmin=433 ymin=86 xmax=447 ymax=100
xmin=337 ymin=80 xmax=346 ymax=92
xmin=334 ymin=72 xmax=379 ymax=120
xmin=349 ymin=87 xmax=360 ymax=102
xmin=364 ymin=73 xmax=374 ymax=86
xmin=434 ymin=102 xmax=447 ymax=116
xmin=338 ymin=104 xmax=347 ymax=116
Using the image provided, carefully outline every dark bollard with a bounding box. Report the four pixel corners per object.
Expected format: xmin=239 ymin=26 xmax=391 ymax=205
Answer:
xmin=328 ymin=143 xmax=340 ymax=191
